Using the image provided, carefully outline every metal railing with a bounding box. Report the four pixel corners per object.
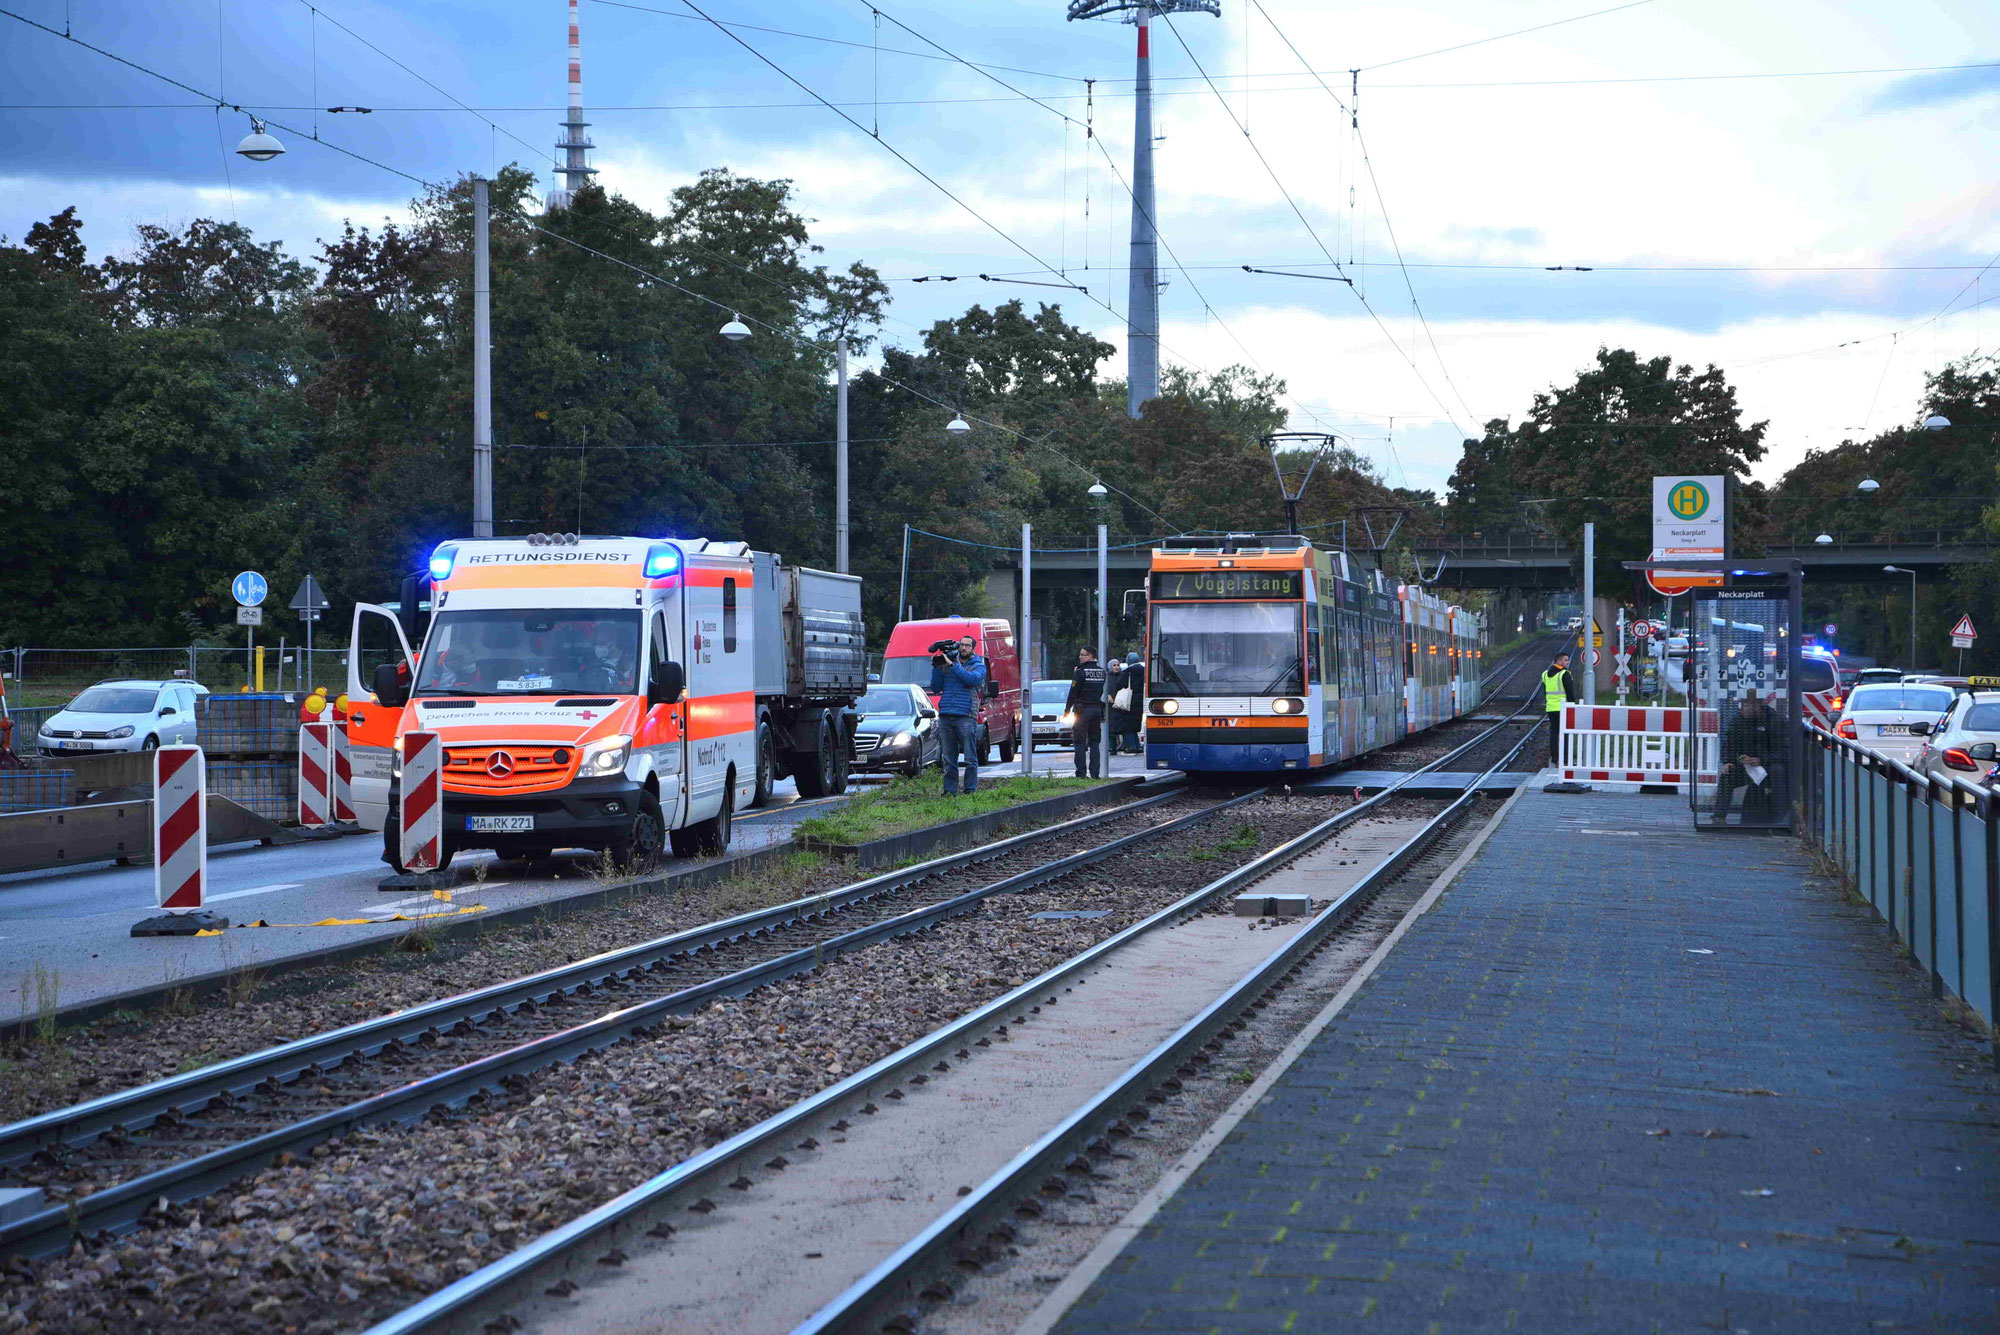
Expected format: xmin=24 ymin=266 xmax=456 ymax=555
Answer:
xmin=4 ymin=646 xmax=337 ymax=700
xmin=1803 ymin=726 xmax=1998 ymax=1053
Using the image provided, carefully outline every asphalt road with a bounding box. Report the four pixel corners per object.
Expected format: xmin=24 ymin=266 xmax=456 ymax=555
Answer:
xmin=0 ymin=747 xmax=1153 ymax=1024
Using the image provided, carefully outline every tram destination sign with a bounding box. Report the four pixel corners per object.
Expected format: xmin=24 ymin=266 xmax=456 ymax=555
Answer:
xmin=1151 ymin=569 xmax=1304 ymax=600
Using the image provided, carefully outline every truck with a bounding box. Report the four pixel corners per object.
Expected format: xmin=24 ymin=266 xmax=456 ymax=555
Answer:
xmin=344 ymin=534 xmax=864 ymax=871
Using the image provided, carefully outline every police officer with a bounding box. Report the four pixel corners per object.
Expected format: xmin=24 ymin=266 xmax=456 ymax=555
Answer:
xmin=1542 ymin=649 xmax=1581 ymax=766
xmin=1067 ymin=646 xmax=1108 ymax=778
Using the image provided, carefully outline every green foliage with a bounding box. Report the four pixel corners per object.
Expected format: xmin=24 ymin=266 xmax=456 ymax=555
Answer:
xmin=792 ymin=773 xmax=1099 ymax=846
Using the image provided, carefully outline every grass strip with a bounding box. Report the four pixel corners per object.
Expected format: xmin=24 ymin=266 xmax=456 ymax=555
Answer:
xmin=792 ymin=773 xmax=1104 ymax=846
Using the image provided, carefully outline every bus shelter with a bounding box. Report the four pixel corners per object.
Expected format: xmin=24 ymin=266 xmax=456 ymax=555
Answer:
xmin=1626 ymin=560 xmax=1804 ymax=834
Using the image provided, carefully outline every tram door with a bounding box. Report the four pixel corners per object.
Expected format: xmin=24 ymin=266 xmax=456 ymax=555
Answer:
xmin=1689 ymin=587 xmax=1801 ymax=833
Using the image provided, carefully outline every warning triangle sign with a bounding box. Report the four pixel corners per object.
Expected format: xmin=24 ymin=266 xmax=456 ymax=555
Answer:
xmin=1950 ymin=614 xmax=1977 ymax=639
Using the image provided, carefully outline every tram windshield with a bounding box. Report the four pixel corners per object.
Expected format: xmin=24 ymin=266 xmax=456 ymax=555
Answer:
xmin=1150 ymin=601 xmax=1302 ymax=696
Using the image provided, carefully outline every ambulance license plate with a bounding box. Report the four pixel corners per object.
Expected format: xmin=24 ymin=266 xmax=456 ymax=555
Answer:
xmin=466 ymin=815 xmax=534 ymax=833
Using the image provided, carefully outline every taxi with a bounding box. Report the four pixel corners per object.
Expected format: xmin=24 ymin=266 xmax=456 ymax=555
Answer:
xmin=1914 ymin=679 xmax=2000 ymax=785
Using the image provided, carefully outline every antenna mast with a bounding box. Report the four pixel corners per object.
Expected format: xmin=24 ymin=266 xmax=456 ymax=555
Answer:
xmin=1067 ymin=1 xmax=1219 ymax=419
xmin=545 ymin=0 xmax=597 ymax=209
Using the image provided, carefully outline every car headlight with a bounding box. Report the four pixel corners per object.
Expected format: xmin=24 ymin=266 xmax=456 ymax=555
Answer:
xmin=107 ymin=725 xmax=134 ymax=738
xmin=579 ymin=734 xmax=632 ymax=777
xmin=1060 ymin=711 xmax=1076 ymax=726
xmin=891 ymin=731 xmax=913 ymax=747
xmin=39 ymin=723 xmax=57 ymax=736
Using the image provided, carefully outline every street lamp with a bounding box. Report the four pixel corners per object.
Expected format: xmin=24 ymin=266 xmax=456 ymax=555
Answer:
xmin=718 ymin=313 xmax=751 ymax=342
xmin=1814 ymin=533 xmax=1833 ymax=545
xmin=1922 ymin=414 xmax=1951 ymax=431
xmin=234 ymin=116 xmax=285 ymax=162
xmin=1884 ymin=565 xmax=1918 ymax=670
xmin=1090 ymin=480 xmax=1111 ymax=777
xmin=1857 ymin=478 xmax=1880 ymax=494
xmin=945 ymin=414 xmax=972 ymax=436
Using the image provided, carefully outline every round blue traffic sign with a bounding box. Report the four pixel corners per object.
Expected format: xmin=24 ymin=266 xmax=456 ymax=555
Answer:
xmin=232 ymin=570 xmax=268 ymax=607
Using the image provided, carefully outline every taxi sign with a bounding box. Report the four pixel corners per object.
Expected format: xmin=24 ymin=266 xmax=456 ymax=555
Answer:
xmin=1968 ymin=676 xmax=2000 ymax=688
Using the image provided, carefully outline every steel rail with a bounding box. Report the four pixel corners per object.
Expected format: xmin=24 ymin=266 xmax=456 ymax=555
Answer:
xmin=1 ymin=785 xmax=1224 ymax=1259
xmin=797 ymin=683 xmax=1548 ymax=1333
xmin=353 ymin=691 xmax=1546 ymax=1335
xmin=0 ymin=781 xmax=1190 ymax=1178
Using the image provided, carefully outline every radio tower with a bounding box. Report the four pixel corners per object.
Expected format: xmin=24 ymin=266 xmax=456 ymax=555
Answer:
xmin=545 ymin=0 xmax=597 ymax=210
xmin=1067 ymin=0 xmax=1219 ymax=418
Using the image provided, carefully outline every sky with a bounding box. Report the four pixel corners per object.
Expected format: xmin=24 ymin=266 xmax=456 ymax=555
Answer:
xmin=1 ymin=0 xmax=1995 ymax=507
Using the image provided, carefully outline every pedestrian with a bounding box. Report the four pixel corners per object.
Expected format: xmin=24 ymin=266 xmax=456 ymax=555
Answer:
xmin=929 ymin=634 xmax=987 ymax=795
xmin=1067 ymin=646 xmax=1108 ymax=778
xmin=1541 ymin=649 xmax=1580 ymax=766
xmin=1710 ymin=694 xmax=1779 ymax=825
xmin=1109 ymin=651 xmax=1144 ymax=755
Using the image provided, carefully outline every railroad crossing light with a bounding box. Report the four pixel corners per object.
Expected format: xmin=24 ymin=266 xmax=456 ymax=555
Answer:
xmin=234 ymin=117 xmax=286 ymax=162
xmin=718 ymin=313 xmax=751 ymax=342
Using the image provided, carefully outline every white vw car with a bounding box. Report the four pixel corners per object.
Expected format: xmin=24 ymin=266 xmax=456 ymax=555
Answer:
xmin=1832 ymin=681 xmax=1957 ymax=765
xmin=36 ymin=679 xmax=208 ymax=754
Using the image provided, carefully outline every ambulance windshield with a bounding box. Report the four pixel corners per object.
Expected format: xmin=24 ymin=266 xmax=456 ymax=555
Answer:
xmin=414 ymin=609 xmax=642 ymax=696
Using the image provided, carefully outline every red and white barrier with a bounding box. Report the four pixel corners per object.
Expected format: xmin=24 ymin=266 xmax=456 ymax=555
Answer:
xmin=400 ymin=730 xmax=444 ymax=873
xmin=1559 ymin=704 xmax=1720 ymax=789
xmin=330 ymin=723 xmax=357 ymax=824
xmin=155 ymin=743 xmax=206 ymax=907
xmin=298 ymin=723 xmax=331 ymax=828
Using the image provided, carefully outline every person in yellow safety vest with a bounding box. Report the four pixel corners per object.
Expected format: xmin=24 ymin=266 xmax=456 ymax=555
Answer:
xmin=1541 ymin=650 xmax=1581 ymax=766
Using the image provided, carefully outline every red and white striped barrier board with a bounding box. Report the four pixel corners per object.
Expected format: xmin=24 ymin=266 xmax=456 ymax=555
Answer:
xmin=400 ymin=730 xmax=444 ymax=872
xmin=297 ymin=723 xmax=331 ymax=827
xmin=1800 ymin=690 xmax=1840 ymax=730
xmin=154 ymin=744 xmax=207 ymax=911
xmin=1559 ymin=704 xmax=1720 ymax=789
xmin=330 ymin=722 xmax=357 ymax=824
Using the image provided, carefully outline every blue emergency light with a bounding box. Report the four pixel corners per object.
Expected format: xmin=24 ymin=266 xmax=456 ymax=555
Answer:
xmin=643 ymin=543 xmax=681 ymax=578
xmin=429 ymin=544 xmax=458 ymax=581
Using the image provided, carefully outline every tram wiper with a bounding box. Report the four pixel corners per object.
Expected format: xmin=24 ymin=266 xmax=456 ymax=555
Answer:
xmin=1262 ymin=658 xmax=1303 ymax=693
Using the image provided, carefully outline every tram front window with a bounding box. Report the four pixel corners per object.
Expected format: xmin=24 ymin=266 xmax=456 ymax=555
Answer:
xmin=1151 ymin=601 xmax=1302 ymax=695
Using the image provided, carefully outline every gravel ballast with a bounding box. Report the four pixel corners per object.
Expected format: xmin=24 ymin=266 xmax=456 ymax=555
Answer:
xmin=0 ymin=794 xmax=1392 ymax=1335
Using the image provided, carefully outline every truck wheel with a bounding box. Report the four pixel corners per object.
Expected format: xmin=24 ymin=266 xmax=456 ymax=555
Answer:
xmin=750 ymin=719 xmax=777 ymax=808
xmin=830 ymin=736 xmax=851 ymax=795
xmin=794 ymin=719 xmax=836 ymax=797
xmin=670 ymin=785 xmax=732 ymax=858
xmin=610 ymin=790 xmax=666 ymax=870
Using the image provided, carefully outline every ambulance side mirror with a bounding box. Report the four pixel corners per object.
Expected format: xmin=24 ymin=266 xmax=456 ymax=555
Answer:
xmin=649 ymin=662 xmax=684 ymax=707
xmin=372 ymin=662 xmax=408 ymax=708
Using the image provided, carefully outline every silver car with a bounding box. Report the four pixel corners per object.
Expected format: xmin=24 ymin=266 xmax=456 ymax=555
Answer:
xmin=1027 ymin=679 xmax=1074 ymax=751
xmin=36 ymin=679 xmax=207 ymax=755
xmin=1833 ymin=682 xmax=1957 ymax=765
xmin=1914 ymin=689 xmax=2000 ymax=783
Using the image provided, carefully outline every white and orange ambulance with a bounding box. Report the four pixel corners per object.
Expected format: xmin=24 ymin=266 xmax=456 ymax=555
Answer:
xmin=345 ymin=534 xmax=864 ymax=870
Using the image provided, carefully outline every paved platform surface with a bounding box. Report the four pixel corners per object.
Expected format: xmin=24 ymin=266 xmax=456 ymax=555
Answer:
xmin=1051 ymin=788 xmax=2000 ymax=1334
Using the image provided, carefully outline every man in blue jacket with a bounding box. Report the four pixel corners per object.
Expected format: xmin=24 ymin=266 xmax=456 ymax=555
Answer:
xmin=929 ymin=633 xmax=988 ymax=795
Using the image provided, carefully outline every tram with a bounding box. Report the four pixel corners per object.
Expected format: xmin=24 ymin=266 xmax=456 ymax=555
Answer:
xmin=1143 ymin=536 xmax=1485 ymax=774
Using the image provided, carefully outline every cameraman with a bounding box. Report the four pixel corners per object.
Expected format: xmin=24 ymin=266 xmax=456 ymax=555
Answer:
xmin=928 ymin=634 xmax=988 ymax=795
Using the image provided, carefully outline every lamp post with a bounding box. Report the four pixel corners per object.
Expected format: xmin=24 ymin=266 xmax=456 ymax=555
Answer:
xmin=1884 ymin=565 xmax=1917 ymax=670
xmin=1090 ymin=480 xmax=1110 ymax=776
xmin=718 ymin=317 xmax=860 ymax=574
xmin=471 ymin=179 xmax=494 ymax=537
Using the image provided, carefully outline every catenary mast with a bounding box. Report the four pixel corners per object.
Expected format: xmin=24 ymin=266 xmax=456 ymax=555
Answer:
xmin=545 ymin=0 xmax=597 ymax=209
xmin=1067 ymin=1 xmax=1220 ymax=419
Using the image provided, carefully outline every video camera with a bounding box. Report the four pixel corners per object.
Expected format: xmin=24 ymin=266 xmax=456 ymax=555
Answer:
xmin=928 ymin=639 xmax=962 ymax=655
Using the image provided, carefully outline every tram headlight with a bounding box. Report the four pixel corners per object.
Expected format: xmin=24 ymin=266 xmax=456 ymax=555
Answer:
xmin=1152 ymin=699 xmax=1179 ymax=715
xmin=1271 ymin=698 xmax=1304 ymax=715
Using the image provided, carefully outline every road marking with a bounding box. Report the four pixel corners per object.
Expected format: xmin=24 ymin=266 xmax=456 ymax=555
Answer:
xmin=207 ymin=882 xmax=305 ymax=903
xmin=365 ymin=883 xmax=513 ymax=917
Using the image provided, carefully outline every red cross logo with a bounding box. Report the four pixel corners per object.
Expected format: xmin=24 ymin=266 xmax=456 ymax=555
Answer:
xmin=577 ymin=709 xmax=597 ymax=721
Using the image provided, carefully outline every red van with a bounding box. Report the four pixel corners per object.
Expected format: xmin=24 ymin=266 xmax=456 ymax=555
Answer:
xmin=880 ymin=617 xmax=1023 ymax=762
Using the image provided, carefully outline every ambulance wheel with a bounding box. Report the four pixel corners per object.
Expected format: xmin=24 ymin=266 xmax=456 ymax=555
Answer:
xmin=611 ymin=790 xmax=666 ymax=870
xmin=671 ymin=786 xmax=732 ymax=858
xmin=750 ymin=720 xmax=777 ymax=808
xmin=794 ymin=720 xmax=837 ymax=797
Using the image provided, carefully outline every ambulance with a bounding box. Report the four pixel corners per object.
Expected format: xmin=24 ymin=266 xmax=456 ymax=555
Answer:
xmin=345 ymin=534 xmax=864 ymax=871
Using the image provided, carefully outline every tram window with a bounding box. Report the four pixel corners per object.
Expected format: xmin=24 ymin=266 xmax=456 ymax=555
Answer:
xmin=1305 ymin=601 xmax=1321 ymax=685
xmin=1150 ymin=601 xmax=1303 ymax=695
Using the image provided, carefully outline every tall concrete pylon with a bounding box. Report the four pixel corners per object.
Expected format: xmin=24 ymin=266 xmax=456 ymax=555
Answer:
xmin=545 ymin=0 xmax=598 ymax=209
xmin=1067 ymin=1 xmax=1220 ymax=418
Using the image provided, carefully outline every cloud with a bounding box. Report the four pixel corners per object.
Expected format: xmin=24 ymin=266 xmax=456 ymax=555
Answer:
xmin=1869 ymin=63 xmax=2000 ymax=112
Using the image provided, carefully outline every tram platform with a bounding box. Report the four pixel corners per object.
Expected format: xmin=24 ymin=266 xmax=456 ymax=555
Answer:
xmin=1041 ymin=786 xmax=2000 ymax=1334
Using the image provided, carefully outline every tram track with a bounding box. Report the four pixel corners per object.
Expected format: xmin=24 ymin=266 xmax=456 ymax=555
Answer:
xmin=328 ymin=682 xmax=1552 ymax=1335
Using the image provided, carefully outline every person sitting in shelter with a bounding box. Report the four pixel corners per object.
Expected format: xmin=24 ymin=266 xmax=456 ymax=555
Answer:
xmin=1710 ymin=693 xmax=1780 ymax=824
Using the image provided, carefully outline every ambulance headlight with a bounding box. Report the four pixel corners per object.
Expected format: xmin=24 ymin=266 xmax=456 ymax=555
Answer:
xmin=643 ymin=543 xmax=681 ymax=578
xmin=428 ymin=544 xmax=458 ymax=581
xmin=580 ymin=734 xmax=632 ymax=776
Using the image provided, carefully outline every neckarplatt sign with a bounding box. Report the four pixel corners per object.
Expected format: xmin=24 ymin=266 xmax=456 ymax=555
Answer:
xmin=1648 ymin=474 xmax=1727 ymax=596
